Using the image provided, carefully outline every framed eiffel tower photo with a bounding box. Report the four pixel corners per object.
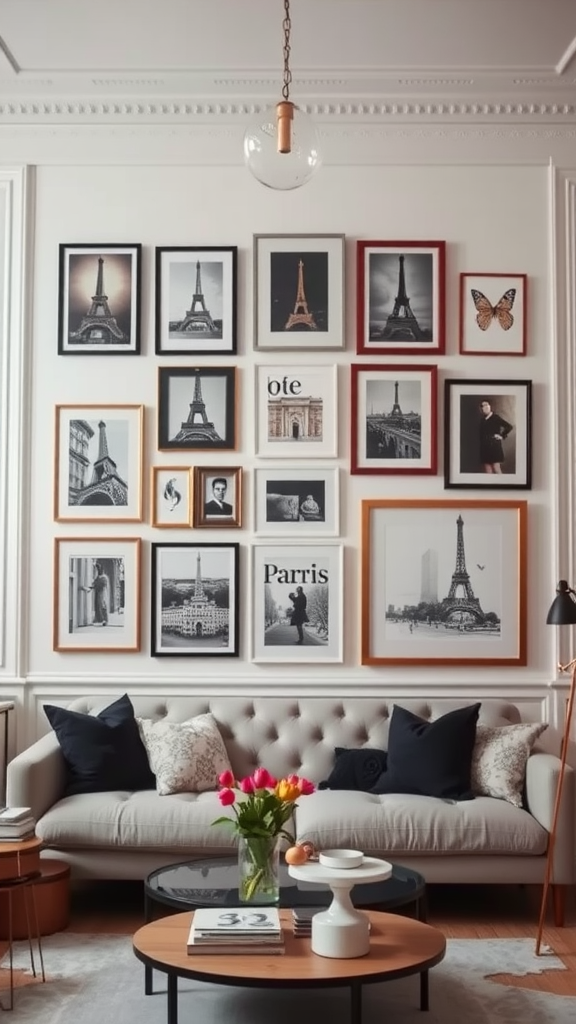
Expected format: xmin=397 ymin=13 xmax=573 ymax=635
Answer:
xmin=58 ymin=244 xmax=142 ymax=355
xmin=357 ymin=240 xmax=446 ymax=356
xmin=361 ymin=499 xmax=527 ymax=666
xmin=254 ymin=234 xmax=345 ymax=350
xmin=157 ymin=366 xmax=237 ymax=451
xmin=155 ymin=246 xmax=237 ymax=356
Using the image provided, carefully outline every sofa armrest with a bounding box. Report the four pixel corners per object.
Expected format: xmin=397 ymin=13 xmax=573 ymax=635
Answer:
xmin=525 ymin=752 xmax=575 ymax=884
xmin=6 ymin=733 xmax=66 ymax=821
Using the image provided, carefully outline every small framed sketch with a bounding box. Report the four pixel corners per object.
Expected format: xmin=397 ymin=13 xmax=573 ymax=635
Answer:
xmin=158 ymin=366 xmax=237 ymax=451
xmin=444 ymin=379 xmax=532 ymax=489
xmin=54 ymin=404 xmax=143 ymax=522
xmin=252 ymin=543 xmax=343 ymax=663
xmin=151 ymin=467 xmax=193 ymax=528
xmin=351 ymin=364 xmax=437 ymax=475
xmin=361 ymin=499 xmax=527 ymax=666
xmin=194 ymin=467 xmax=242 ymax=528
xmin=254 ymin=467 xmax=339 ymax=536
xmin=254 ymin=234 xmax=345 ymax=350
xmin=459 ymin=273 xmax=527 ymax=356
xmin=255 ymin=364 xmax=337 ymax=458
xmin=151 ymin=542 xmax=239 ymax=657
xmin=155 ymin=246 xmax=237 ymax=356
xmin=53 ymin=537 xmax=141 ymax=652
xmin=58 ymin=243 xmax=141 ymax=355
xmin=357 ymin=240 xmax=446 ymax=356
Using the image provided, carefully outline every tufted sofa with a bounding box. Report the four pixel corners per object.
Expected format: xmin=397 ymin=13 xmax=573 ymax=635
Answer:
xmin=7 ymin=695 xmax=575 ymax=908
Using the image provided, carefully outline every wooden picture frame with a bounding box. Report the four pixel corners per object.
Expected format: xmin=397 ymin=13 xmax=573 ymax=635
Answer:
xmin=459 ymin=273 xmax=527 ymax=356
xmin=158 ymin=366 xmax=237 ymax=452
xmin=361 ymin=499 xmax=527 ymax=666
xmin=155 ymin=246 xmax=237 ymax=356
xmin=151 ymin=466 xmax=193 ymax=528
xmin=193 ymin=467 xmax=242 ymax=528
xmin=58 ymin=243 xmax=141 ymax=355
xmin=255 ymin=364 xmax=338 ymax=458
xmin=254 ymin=466 xmax=339 ymax=536
xmin=351 ymin=363 xmax=437 ymax=475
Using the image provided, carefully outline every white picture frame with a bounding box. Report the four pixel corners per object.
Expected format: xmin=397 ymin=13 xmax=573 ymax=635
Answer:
xmin=255 ymin=364 xmax=338 ymax=458
xmin=254 ymin=467 xmax=339 ymax=536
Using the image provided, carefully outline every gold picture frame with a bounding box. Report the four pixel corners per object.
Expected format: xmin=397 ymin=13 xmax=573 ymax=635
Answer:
xmin=193 ymin=466 xmax=242 ymax=528
xmin=151 ymin=466 xmax=193 ymax=528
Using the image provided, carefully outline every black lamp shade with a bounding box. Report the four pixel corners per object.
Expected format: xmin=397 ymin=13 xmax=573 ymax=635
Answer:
xmin=546 ymin=580 xmax=576 ymax=624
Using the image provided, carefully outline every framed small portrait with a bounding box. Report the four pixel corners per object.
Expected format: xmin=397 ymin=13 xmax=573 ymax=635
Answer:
xmin=54 ymin=404 xmax=143 ymax=522
xmin=155 ymin=246 xmax=237 ymax=356
xmin=158 ymin=366 xmax=237 ymax=452
xmin=351 ymin=363 xmax=437 ymax=475
xmin=459 ymin=273 xmax=527 ymax=356
xmin=254 ymin=234 xmax=345 ymax=350
xmin=53 ymin=537 xmax=141 ymax=652
xmin=254 ymin=467 xmax=339 ymax=536
xmin=255 ymin=364 xmax=337 ymax=458
xmin=194 ymin=467 xmax=242 ymax=528
xmin=151 ymin=467 xmax=193 ymax=528
xmin=361 ymin=499 xmax=527 ymax=666
xmin=58 ymin=244 xmax=141 ymax=355
xmin=357 ymin=240 xmax=446 ymax=356
xmin=151 ymin=542 xmax=239 ymax=657
xmin=444 ymin=379 xmax=532 ymax=489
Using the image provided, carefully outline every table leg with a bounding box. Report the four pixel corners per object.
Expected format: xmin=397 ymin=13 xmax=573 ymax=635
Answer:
xmin=350 ymin=982 xmax=362 ymax=1024
xmin=167 ymin=973 xmax=178 ymax=1024
xmin=143 ymin=889 xmax=153 ymax=994
xmin=420 ymin=969 xmax=429 ymax=1011
xmin=417 ymin=890 xmax=428 ymax=923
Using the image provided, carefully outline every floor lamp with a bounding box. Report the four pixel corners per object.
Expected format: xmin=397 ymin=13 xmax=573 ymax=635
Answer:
xmin=535 ymin=579 xmax=576 ymax=955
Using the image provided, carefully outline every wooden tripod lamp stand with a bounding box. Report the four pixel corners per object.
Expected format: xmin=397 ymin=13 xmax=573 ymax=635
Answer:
xmin=535 ymin=579 xmax=576 ymax=955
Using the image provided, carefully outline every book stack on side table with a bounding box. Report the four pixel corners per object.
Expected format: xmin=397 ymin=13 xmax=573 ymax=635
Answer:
xmin=292 ymin=906 xmax=321 ymax=937
xmin=187 ymin=906 xmax=284 ymax=955
xmin=0 ymin=807 xmax=35 ymax=842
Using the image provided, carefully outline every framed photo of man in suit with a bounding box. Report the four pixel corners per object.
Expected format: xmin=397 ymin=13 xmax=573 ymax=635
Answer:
xmin=194 ymin=467 xmax=242 ymax=528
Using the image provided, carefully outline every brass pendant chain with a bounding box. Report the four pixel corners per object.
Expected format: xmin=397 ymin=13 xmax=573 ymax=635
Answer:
xmin=282 ymin=0 xmax=292 ymax=102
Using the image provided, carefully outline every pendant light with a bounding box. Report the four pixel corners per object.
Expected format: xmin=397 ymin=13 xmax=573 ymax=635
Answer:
xmin=244 ymin=0 xmax=322 ymax=190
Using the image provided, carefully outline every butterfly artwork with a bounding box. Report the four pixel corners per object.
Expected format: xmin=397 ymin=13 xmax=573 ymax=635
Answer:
xmin=471 ymin=288 xmax=516 ymax=332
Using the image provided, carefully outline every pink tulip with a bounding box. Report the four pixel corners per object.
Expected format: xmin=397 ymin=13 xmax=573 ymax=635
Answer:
xmin=253 ymin=767 xmax=275 ymax=789
xmin=298 ymin=777 xmax=315 ymax=795
xmin=239 ymin=776 xmax=256 ymax=794
xmin=218 ymin=788 xmax=236 ymax=806
xmin=218 ymin=770 xmax=235 ymax=788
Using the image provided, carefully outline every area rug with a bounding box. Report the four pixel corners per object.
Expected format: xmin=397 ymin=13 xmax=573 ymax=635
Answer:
xmin=0 ymin=933 xmax=573 ymax=1023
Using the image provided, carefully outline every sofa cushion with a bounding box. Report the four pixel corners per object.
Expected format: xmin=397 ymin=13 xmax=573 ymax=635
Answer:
xmin=318 ymin=747 xmax=387 ymax=791
xmin=471 ymin=722 xmax=548 ymax=807
xmin=43 ymin=694 xmax=155 ymax=796
xmin=136 ymin=713 xmax=232 ymax=796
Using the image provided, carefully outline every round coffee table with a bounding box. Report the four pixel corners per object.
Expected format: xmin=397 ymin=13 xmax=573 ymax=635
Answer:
xmin=133 ymin=909 xmax=446 ymax=1024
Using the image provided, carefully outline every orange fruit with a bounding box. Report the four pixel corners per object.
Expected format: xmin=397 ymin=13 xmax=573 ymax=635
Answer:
xmin=285 ymin=844 xmax=308 ymax=866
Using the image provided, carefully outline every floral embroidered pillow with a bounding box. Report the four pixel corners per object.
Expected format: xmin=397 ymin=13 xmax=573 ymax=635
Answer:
xmin=470 ymin=722 xmax=548 ymax=807
xmin=137 ymin=713 xmax=232 ymax=796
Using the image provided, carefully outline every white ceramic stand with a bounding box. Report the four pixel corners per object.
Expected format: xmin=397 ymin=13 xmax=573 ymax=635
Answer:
xmin=288 ymin=856 xmax=392 ymax=959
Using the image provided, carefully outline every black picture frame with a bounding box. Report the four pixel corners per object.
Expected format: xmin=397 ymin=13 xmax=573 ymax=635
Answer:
xmin=155 ymin=246 xmax=238 ymax=356
xmin=58 ymin=243 xmax=142 ymax=355
xmin=157 ymin=366 xmax=237 ymax=451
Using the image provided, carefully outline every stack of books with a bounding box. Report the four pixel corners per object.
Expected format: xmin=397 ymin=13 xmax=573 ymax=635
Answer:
xmin=0 ymin=806 xmax=36 ymax=842
xmin=292 ymin=907 xmax=321 ymax=937
xmin=187 ymin=906 xmax=285 ymax=955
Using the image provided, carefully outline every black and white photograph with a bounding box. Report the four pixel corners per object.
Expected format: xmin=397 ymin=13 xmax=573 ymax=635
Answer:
xmin=459 ymin=273 xmax=527 ymax=356
xmin=361 ymin=499 xmax=527 ymax=666
xmin=53 ymin=537 xmax=141 ymax=652
xmin=356 ymin=240 xmax=445 ymax=356
xmin=151 ymin=542 xmax=239 ymax=657
xmin=254 ymin=234 xmax=345 ymax=350
xmin=351 ymin=364 xmax=437 ymax=475
xmin=252 ymin=543 xmax=343 ymax=663
xmin=255 ymin=364 xmax=337 ymax=458
xmin=158 ymin=366 xmax=237 ymax=451
xmin=58 ymin=244 xmax=141 ymax=355
xmin=444 ymin=380 xmax=532 ymax=489
xmin=155 ymin=246 xmax=237 ymax=356
xmin=55 ymin=404 xmax=143 ymax=522
xmin=254 ymin=467 xmax=339 ymax=536
xmin=151 ymin=467 xmax=193 ymax=528
xmin=194 ymin=467 xmax=242 ymax=528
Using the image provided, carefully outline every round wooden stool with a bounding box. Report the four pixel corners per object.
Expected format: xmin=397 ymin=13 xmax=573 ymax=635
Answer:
xmin=0 ymin=858 xmax=71 ymax=940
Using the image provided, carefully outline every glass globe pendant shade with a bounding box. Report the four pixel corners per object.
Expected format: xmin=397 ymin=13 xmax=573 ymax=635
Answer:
xmin=244 ymin=101 xmax=322 ymax=190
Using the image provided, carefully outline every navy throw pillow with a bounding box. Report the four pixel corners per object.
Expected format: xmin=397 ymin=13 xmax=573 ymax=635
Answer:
xmin=371 ymin=703 xmax=481 ymax=801
xmin=318 ymin=747 xmax=387 ymax=791
xmin=44 ymin=693 xmax=155 ymax=796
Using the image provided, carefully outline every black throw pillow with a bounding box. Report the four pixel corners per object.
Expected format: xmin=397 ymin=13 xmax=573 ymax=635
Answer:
xmin=44 ymin=693 xmax=156 ymax=796
xmin=371 ymin=703 xmax=481 ymax=801
xmin=318 ymin=747 xmax=387 ymax=791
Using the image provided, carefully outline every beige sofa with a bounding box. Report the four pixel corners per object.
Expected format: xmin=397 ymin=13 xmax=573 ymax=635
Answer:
xmin=7 ymin=695 xmax=574 ymax=914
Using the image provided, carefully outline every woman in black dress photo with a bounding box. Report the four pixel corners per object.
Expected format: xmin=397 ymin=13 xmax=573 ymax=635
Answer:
xmin=478 ymin=399 xmax=513 ymax=474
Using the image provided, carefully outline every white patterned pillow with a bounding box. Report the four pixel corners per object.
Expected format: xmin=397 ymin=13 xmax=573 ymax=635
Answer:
xmin=471 ymin=722 xmax=548 ymax=807
xmin=136 ymin=713 xmax=232 ymax=796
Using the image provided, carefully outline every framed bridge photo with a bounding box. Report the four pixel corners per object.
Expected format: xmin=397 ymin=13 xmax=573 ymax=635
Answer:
xmin=360 ymin=499 xmax=527 ymax=666
xmin=351 ymin=363 xmax=437 ymax=475
xmin=356 ymin=240 xmax=446 ymax=356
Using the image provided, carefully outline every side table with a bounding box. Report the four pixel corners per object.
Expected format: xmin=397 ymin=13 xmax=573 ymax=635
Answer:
xmin=0 ymin=837 xmax=46 ymax=1010
xmin=0 ymin=700 xmax=14 ymax=807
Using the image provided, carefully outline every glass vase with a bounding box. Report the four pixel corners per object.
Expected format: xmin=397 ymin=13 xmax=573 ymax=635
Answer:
xmin=237 ymin=835 xmax=280 ymax=904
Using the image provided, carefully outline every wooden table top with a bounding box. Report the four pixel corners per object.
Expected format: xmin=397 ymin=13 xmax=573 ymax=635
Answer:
xmin=0 ymin=836 xmax=41 ymax=858
xmin=133 ymin=909 xmax=446 ymax=987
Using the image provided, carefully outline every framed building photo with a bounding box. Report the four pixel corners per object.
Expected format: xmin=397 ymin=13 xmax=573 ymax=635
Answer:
xmin=151 ymin=467 xmax=193 ymax=528
xmin=255 ymin=364 xmax=337 ymax=458
xmin=158 ymin=366 xmax=237 ymax=451
xmin=254 ymin=467 xmax=339 ymax=536
xmin=58 ymin=243 xmax=141 ymax=355
xmin=459 ymin=273 xmax=527 ymax=356
xmin=54 ymin=404 xmax=143 ymax=522
xmin=151 ymin=542 xmax=239 ymax=657
xmin=444 ymin=379 xmax=532 ymax=489
xmin=155 ymin=246 xmax=237 ymax=356
xmin=194 ymin=467 xmax=242 ymax=528
xmin=357 ymin=240 xmax=445 ymax=356
xmin=254 ymin=234 xmax=345 ymax=351
xmin=53 ymin=537 xmax=141 ymax=652
xmin=361 ymin=499 xmax=527 ymax=666
xmin=351 ymin=363 xmax=437 ymax=475
xmin=252 ymin=543 xmax=343 ymax=663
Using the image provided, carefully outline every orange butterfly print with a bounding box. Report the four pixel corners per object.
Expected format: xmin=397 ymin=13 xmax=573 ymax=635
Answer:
xmin=471 ymin=288 xmax=516 ymax=331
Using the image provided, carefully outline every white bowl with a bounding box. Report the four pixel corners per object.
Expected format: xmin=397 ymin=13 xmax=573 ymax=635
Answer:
xmin=318 ymin=849 xmax=364 ymax=870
